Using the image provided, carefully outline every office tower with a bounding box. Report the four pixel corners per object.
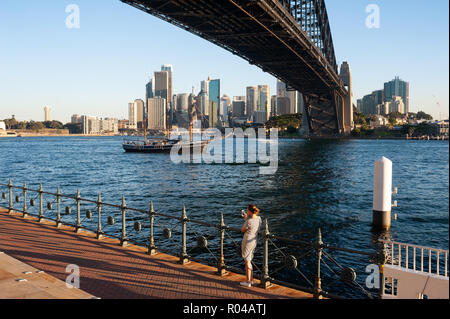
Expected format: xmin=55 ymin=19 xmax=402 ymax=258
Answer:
xmin=71 ymin=114 xmax=81 ymax=124
xmin=146 ymin=80 xmax=154 ymax=100
xmin=208 ymin=79 xmax=220 ymax=128
xmin=277 ymin=80 xmax=287 ymax=97
xmin=374 ymin=89 xmax=384 ymax=106
xmin=258 ymin=85 xmax=271 ymax=121
xmin=339 ymin=61 xmax=354 ymax=133
xmin=148 ymin=97 xmax=167 ymax=130
xmin=199 ymin=91 xmax=209 ymax=116
xmin=276 ymin=97 xmax=291 ymax=115
xmin=246 ymin=86 xmax=258 ymax=120
xmin=271 ymin=95 xmax=277 ymax=116
xmin=384 ymin=76 xmax=409 ymax=114
xmin=252 ymin=110 xmax=267 ymax=124
xmin=161 ymin=65 xmax=173 ymax=105
xmin=154 ymin=71 xmax=169 ymax=101
xmin=177 ymin=94 xmax=189 ymax=113
xmin=287 ymin=91 xmax=298 ymax=114
xmin=357 ymin=99 xmax=363 ymax=113
xmin=361 ymin=93 xmax=379 ymax=115
xmin=133 ymin=99 xmax=145 ymax=129
xmin=232 ymin=100 xmax=246 ymax=118
xmin=44 ymin=106 xmax=51 ymax=122
xmin=220 ymin=95 xmax=231 ymax=122
xmin=128 ymin=102 xmax=137 ymax=129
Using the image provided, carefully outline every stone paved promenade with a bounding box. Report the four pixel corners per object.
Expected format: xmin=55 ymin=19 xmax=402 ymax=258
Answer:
xmin=0 ymin=208 xmax=312 ymax=299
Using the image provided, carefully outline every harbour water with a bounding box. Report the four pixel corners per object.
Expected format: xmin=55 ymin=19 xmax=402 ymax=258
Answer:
xmin=0 ymin=136 xmax=448 ymax=298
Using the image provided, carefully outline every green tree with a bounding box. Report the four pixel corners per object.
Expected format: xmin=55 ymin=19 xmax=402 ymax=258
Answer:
xmin=416 ymin=111 xmax=433 ymax=121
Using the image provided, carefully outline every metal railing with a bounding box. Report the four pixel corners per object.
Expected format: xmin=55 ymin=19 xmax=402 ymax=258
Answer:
xmin=379 ymin=239 xmax=449 ymax=277
xmin=0 ymin=179 xmax=379 ymax=299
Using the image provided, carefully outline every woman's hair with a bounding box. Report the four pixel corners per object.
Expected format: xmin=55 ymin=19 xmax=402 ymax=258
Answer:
xmin=247 ymin=204 xmax=260 ymax=215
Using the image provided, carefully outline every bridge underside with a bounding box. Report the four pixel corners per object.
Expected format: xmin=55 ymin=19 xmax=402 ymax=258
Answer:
xmin=121 ymin=0 xmax=347 ymax=136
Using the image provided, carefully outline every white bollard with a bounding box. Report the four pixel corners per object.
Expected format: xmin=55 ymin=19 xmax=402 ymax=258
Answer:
xmin=373 ymin=157 xmax=392 ymax=230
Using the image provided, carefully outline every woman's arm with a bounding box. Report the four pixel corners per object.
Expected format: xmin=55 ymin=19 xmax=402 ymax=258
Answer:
xmin=241 ymin=219 xmax=248 ymax=233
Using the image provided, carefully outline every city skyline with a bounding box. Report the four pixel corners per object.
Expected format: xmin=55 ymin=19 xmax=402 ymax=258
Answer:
xmin=0 ymin=1 xmax=448 ymax=122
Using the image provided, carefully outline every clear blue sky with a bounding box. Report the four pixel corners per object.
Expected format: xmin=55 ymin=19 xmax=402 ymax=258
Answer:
xmin=0 ymin=0 xmax=448 ymax=122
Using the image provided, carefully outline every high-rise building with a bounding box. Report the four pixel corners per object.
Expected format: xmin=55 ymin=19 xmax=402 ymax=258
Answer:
xmin=154 ymin=71 xmax=169 ymax=101
xmin=246 ymin=86 xmax=258 ymax=120
xmin=128 ymin=102 xmax=137 ymax=129
xmin=276 ymin=97 xmax=291 ymax=115
xmin=44 ymin=106 xmax=51 ymax=122
xmin=220 ymin=95 xmax=232 ymax=122
xmin=134 ymin=99 xmax=145 ymax=128
xmin=271 ymin=95 xmax=277 ymax=116
xmin=71 ymin=114 xmax=81 ymax=124
xmin=384 ymin=76 xmax=409 ymax=114
xmin=232 ymin=100 xmax=246 ymax=118
xmin=389 ymin=96 xmax=405 ymax=114
xmin=287 ymin=91 xmax=298 ymax=114
xmin=161 ymin=65 xmax=173 ymax=105
xmin=146 ymin=80 xmax=154 ymax=100
xmin=177 ymin=94 xmax=189 ymax=113
xmin=277 ymin=80 xmax=287 ymax=97
xmin=252 ymin=110 xmax=267 ymax=124
xmin=208 ymin=79 xmax=220 ymax=128
xmin=258 ymin=85 xmax=271 ymax=121
xmin=148 ymin=97 xmax=167 ymax=130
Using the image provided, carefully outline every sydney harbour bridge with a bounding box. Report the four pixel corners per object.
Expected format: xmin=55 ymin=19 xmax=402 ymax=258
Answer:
xmin=121 ymin=0 xmax=353 ymax=136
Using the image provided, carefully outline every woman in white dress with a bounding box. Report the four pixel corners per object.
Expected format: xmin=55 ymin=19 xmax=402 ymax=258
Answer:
xmin=240 ymin=204 xmax=262 ymax=287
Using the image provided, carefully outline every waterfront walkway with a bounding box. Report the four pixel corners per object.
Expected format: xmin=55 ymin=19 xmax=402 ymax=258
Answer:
xmin=0 ymin=208 xmax=312 ymax=299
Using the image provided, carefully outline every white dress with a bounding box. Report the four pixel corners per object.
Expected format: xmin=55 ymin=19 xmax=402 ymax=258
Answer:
xmin=241 ymin=216 xmax=262 ymax=262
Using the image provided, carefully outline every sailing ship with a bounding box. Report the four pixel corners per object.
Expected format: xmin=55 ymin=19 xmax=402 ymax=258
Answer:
xmin=123 ymin=99 xmax=211 ymax=154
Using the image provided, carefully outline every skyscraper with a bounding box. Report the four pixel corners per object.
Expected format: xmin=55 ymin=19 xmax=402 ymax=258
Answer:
xmin=148 ymin=97 xmax=167 ymax=130
xmin=208 ymin=79 xmax=220 ymax=128
xmin=258 ymin=85 xmax=271 ymax=121
xmin=154 ymin=71 xmax=169 ymax=101
xmin=134 ymin=99 xmax=145 ymax=129
xmin=246 ymin=86 xmax=258 ymax=121
xmin=276 ymin=97 xmax=291 ymax=115
xmin=384 ymin=76 xmax=409 ymax=114
xmin=276 ymin=80 xmax=287 ymax=97
xmin=161 ymin=65 xmax=173 ymax=106
xmin=44 ymin=106 xmax=51 ymax=122
xmin=128 ymin=102 xmax=137 ymax=129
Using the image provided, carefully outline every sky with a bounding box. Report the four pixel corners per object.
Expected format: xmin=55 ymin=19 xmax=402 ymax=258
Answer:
xmin=0 ymin=0 xmax=448 ymax=123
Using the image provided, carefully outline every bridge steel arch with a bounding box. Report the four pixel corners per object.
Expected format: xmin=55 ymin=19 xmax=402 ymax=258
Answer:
xmin=121 ymin=0 xmax=349 ymax=136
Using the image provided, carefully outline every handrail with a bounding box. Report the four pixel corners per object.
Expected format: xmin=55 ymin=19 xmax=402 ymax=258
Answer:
xmin=1 ymin=179 xmax=379 ymax=299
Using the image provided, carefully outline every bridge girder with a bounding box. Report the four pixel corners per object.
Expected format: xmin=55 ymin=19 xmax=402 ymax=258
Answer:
xmin=121 ymin=0 xmax=347 ymax=135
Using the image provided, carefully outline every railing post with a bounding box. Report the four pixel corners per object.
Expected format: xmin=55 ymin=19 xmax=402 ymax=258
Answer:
xmin=8 ymin=178 xmax=13 ymax=213
xmin=38 ymin=183 xmax=44 ymax=222
xmin=147 ymin=201 xmax=157 ymax=255
xmin=75 ymin=189 xmax=82 ymax=232
xmin=261 ymin=218 xmax=271 ymax=289
xmin=96 ymin=193 xmax=103 ymax=239
xmin=179 ymin=206 xmax=189 ymax=265
xmin=120 ymin=195 xmax=128 ymax=247
xmin=56 ymin=186 xmax=62 ymax=227
xmin=314 ymin=228 xmax=323 ymax=299
xmin=23 ymin=182 xmax=28 ymax=217
xmin=217 ymin=213 xmax=227 ymax=276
